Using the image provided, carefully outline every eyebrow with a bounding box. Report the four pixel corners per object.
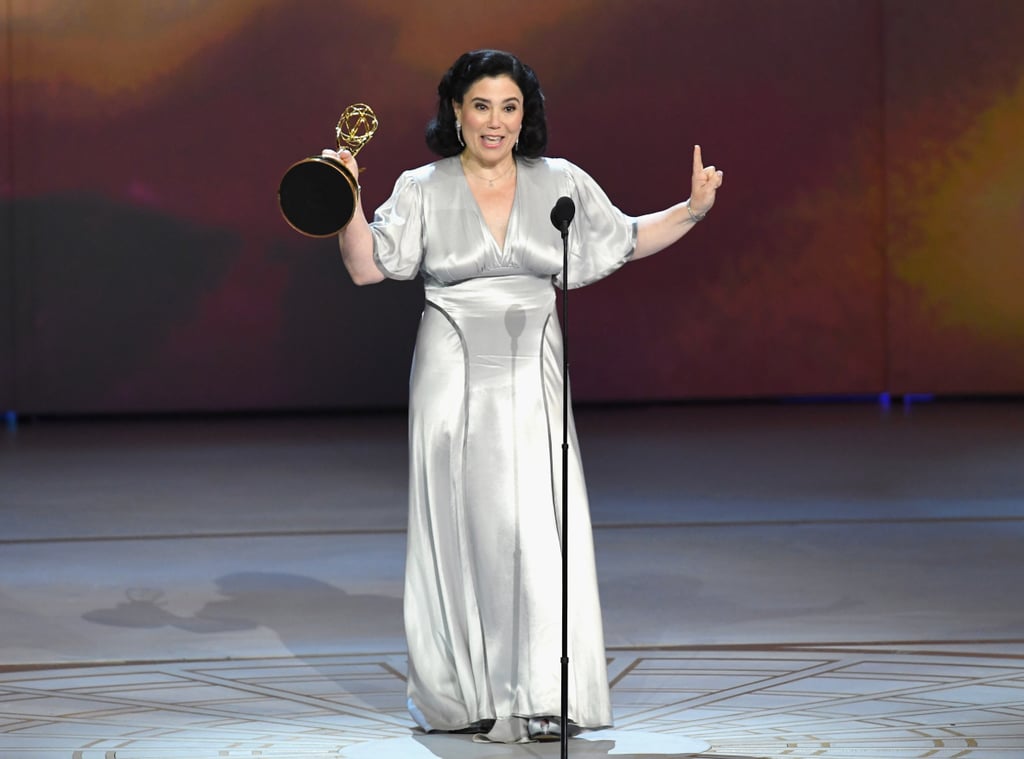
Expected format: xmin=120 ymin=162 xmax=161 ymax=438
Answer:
xmin=469 ymin=96 xmax=522 ymax=105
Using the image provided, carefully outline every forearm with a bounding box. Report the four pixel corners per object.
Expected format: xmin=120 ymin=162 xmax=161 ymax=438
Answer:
xmin=337 ymin=205 xmax=385 ymax=285
xmin=633 ymin=200 xmax=703 ymax=261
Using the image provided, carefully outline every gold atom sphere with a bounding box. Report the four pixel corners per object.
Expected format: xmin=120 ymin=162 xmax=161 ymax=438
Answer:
xmin=335 ymin=103 xmax=379 ymax=156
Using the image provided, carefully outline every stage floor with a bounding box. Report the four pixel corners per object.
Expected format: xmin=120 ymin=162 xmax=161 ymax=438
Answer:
xmin=1 ymin=401 xmax=1022 ymax=758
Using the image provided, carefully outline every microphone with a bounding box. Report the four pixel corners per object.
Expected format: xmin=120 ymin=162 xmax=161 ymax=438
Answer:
xmin=550 ymin=196 xmax=575 ymax=238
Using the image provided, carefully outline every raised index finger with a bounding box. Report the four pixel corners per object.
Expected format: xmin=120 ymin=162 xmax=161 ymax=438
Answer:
xmin=693 ymin=144 xmax=704 ymax=175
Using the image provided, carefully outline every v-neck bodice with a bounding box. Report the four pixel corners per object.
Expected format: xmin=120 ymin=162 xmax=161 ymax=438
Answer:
xmin=369 ymin=155 xmax=637 ymax=289
xmin=459 ymin=159 xmax=519 ymax=257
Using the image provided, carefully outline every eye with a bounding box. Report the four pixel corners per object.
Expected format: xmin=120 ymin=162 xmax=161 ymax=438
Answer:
xmin=504 ymin=104 xmax=518 ymax=113
xmin=474 ymin=102 xmax=487 ymax=111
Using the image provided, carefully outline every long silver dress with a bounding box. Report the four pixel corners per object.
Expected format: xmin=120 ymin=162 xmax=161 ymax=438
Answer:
xmin=370 ymin=155 xmax=636 ymax=743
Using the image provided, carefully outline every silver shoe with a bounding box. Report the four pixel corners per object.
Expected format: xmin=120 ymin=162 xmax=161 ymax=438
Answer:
xmin=528 ymin=717 xmax=581 ymax=742
xmin=527 ymin=717 xmax=561 ymax=742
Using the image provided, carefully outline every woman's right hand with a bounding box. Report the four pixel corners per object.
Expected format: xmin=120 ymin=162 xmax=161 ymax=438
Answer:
xmin=322 ymin=147 xmax=360 ymax=178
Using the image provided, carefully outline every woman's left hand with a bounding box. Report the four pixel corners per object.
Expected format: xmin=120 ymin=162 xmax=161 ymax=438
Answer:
xmin=689 ymin=144 xmax=724 ymax=217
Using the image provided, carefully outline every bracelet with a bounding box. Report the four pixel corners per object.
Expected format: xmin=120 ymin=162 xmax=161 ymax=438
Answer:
xmin=686 ymin=200 xmax=707 ymax=222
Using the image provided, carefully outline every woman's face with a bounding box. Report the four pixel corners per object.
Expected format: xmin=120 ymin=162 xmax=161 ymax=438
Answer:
xmin=453 ymin=74 xmax=524 ymax=166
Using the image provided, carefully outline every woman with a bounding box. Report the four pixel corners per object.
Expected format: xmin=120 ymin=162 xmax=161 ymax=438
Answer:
xmin=323 ymin=49 xmax=723 ymax=743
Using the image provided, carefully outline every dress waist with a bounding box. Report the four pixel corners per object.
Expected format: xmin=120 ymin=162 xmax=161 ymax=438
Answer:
xmin=424 ymin=275 xmax=556 ymax=320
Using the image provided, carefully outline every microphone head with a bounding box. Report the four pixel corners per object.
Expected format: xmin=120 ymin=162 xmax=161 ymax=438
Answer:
xmin=550 ymin=196 xmax=576 ymax=231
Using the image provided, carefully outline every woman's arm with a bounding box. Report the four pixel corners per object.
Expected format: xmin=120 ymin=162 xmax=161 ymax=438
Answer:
xmin=322 ymin=148 xmax=385 ymax=285
xmin=634 ymin=144 xmax=723 ymax=261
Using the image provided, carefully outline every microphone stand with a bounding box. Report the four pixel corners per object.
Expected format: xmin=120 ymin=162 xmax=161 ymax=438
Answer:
xmin=558 ymin=216 xmax=571 ymax=759
xmin=550 ymin=195 xmax=574 ymax=758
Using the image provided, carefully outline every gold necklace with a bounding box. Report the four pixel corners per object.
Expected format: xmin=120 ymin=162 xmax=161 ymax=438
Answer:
xmin=461 ymin=157 xmax=516 ymax=188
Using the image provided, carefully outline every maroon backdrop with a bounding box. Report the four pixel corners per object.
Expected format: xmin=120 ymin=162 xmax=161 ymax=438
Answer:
xmin=2 ymin=0 xmax=1023 ymax=414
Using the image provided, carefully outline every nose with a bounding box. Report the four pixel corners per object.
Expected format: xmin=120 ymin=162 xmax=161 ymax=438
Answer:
xmin=487 ymin=109 xmax=501 ymax=128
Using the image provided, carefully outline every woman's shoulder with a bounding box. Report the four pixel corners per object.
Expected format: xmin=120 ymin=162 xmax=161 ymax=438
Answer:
xmin=399 ymin=156 xmax=460 ymax=182
xmin=524 ymin=155 xmax=589 ymax=176
xmin=520 ymin=155 xmax=589 ymax=180
xmin=520 ymin=155 xmax=569 ymax=170
xmin=387 ymin=157 xmax=463 ymax=196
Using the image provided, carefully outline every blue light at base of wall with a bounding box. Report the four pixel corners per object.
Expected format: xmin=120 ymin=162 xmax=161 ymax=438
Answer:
xmin=902 ymin=393 xmax=935 ymax=408
xmin=780 ymin=393 xmax=937 ymax=409
xmin=780 ymin=394 xmax=889 ymax=405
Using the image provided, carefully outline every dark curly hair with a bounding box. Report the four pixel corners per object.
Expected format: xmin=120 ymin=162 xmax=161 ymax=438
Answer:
xmin=425 ymin=49 xmax=547 ymax=159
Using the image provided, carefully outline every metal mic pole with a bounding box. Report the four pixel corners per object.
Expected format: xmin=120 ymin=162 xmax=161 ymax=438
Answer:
xmin=559 ymin=219 xmax=570 ymax=759
xmin=550 ymin=195 xmax=574 ymax=759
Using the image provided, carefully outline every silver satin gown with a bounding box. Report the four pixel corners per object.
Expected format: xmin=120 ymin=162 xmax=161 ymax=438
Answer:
xmin=370 ymin=155 xmax=636 ymax=742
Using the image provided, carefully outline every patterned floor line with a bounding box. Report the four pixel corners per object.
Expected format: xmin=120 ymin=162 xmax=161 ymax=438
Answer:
xmin=1 ymin=645 xmax=1022 ymax=758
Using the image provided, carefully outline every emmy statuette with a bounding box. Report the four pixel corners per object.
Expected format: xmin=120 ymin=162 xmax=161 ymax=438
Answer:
xmin=278 ymin=103 xmax=379 ymax=238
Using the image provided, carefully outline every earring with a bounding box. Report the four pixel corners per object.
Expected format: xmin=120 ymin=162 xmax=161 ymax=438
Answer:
xmin=514 ymin=136 xmax=520 ymax=151
xmin=456 ymin=121 xmax=465 ymax=147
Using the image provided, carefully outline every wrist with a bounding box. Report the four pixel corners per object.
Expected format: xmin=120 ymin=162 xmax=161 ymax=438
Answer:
xmin=686 ymin=198 xmax=707 ymax=222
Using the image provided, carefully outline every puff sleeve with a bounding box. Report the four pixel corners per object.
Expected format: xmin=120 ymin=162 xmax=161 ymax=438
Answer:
xmin=555 ymin=160 xmax=637 ymax=289
xmin=370 ymin=170 xmax=425 ymax=281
